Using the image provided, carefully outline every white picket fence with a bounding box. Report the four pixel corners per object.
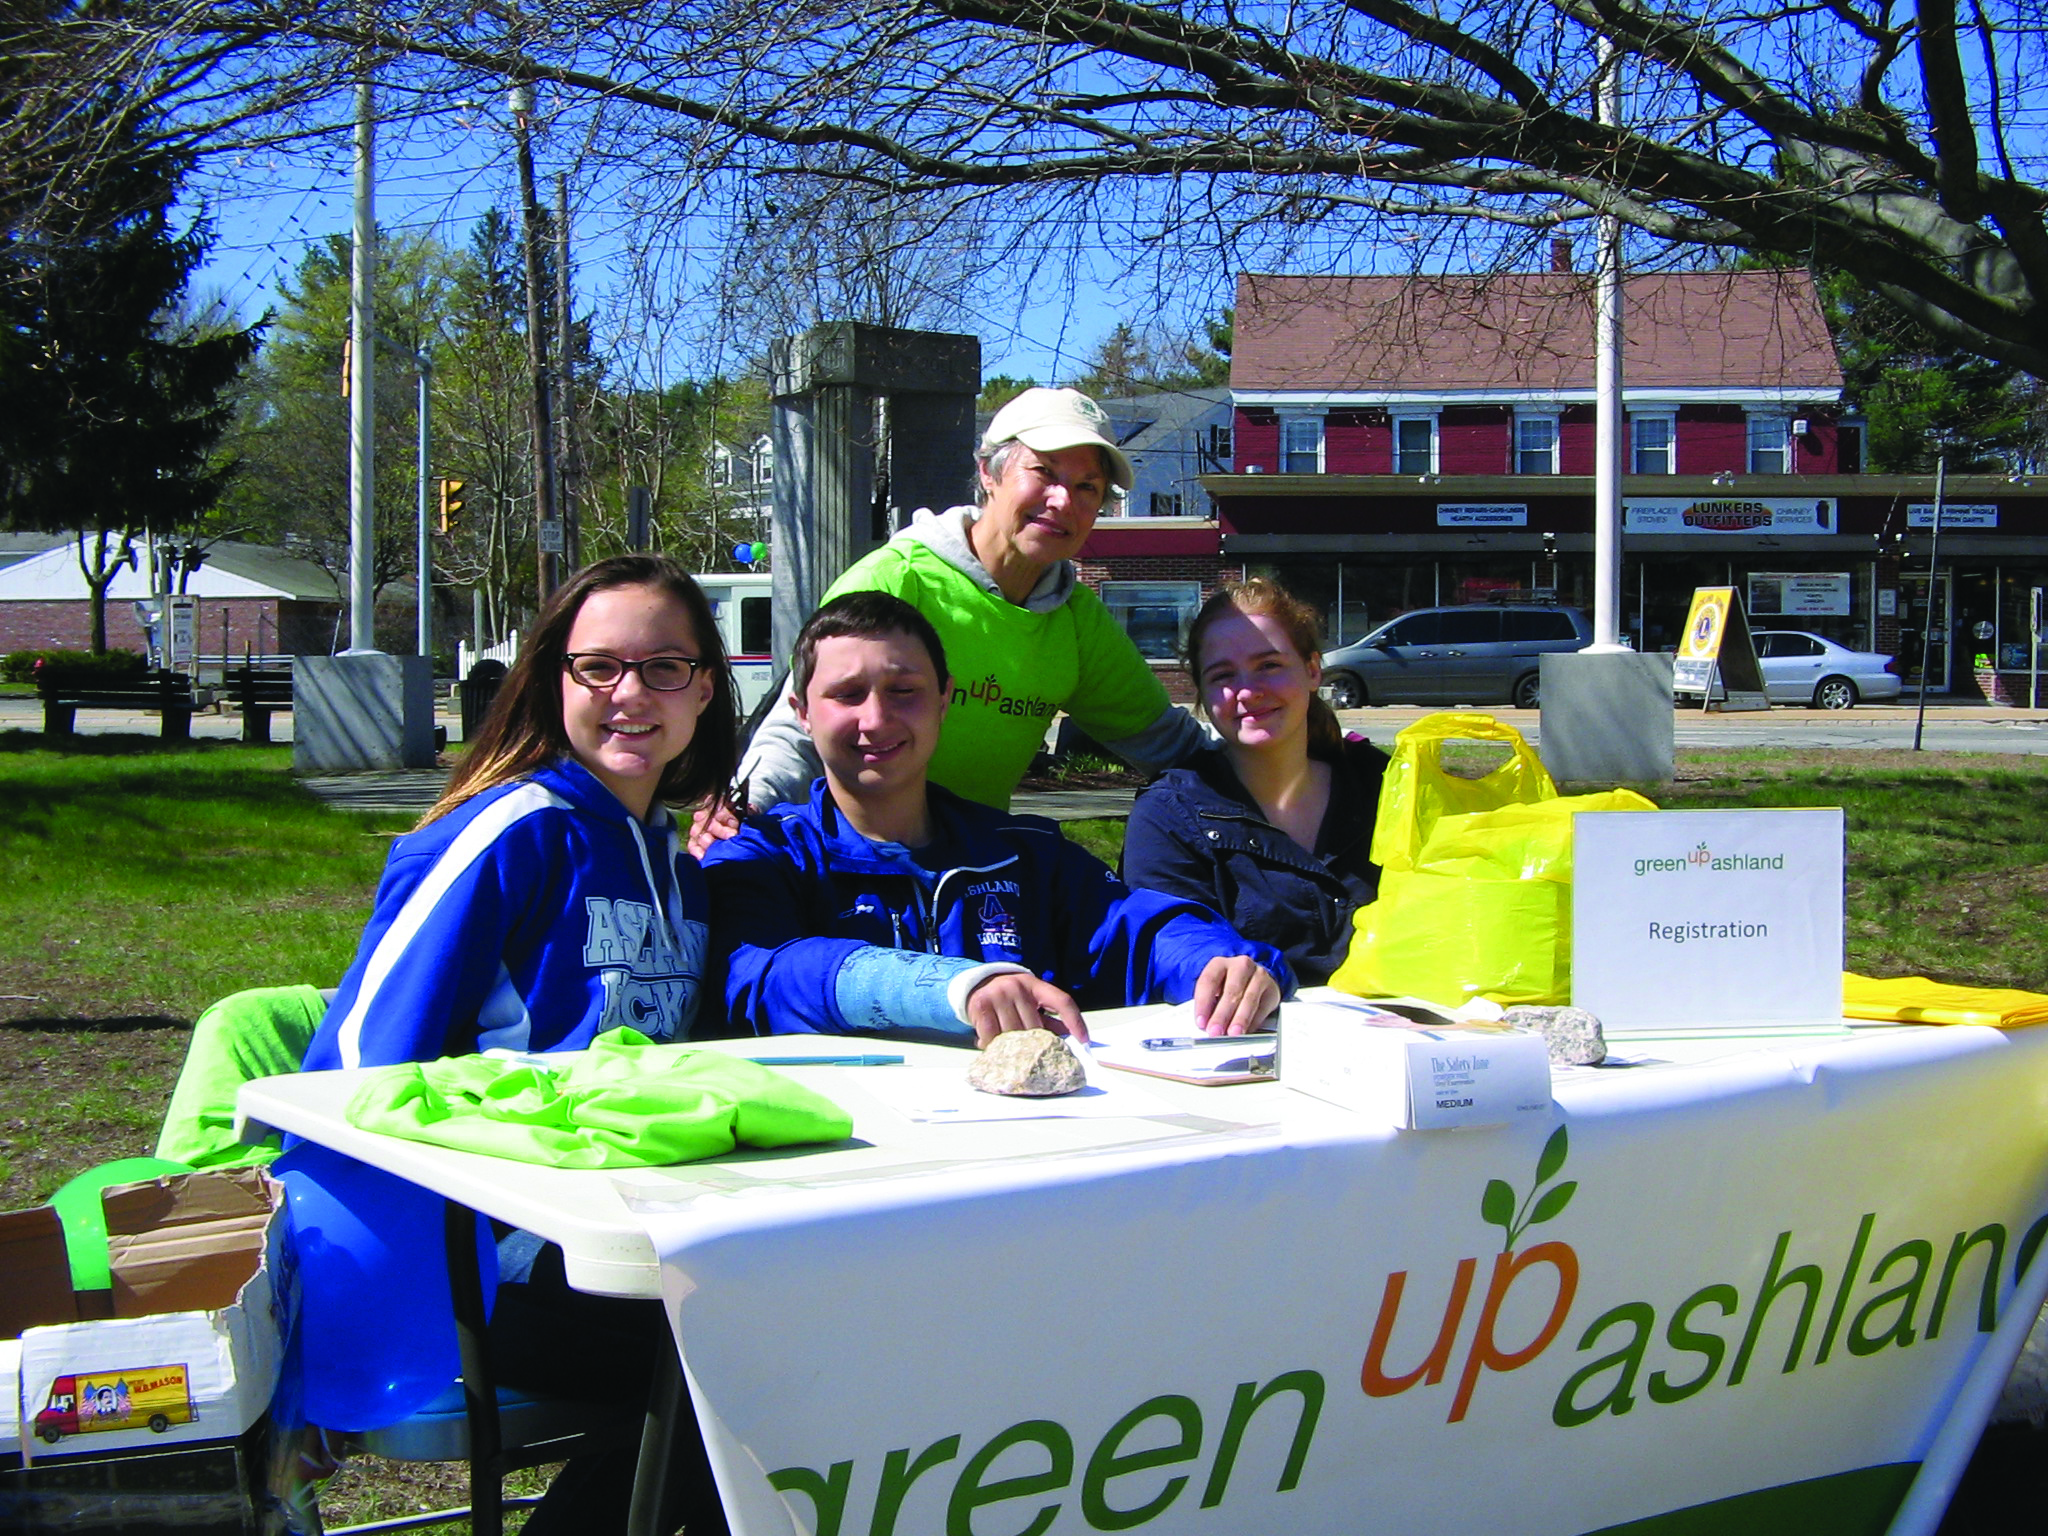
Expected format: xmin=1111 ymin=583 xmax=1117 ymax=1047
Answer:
xmin=457 ymin=631 xmax=521 ymax=679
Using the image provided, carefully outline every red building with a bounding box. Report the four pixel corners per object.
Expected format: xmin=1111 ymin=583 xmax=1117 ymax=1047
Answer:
xmin=1080 ymin=268 xmax=2048 ymax=701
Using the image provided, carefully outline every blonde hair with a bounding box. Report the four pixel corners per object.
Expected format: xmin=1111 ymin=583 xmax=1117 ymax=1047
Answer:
xmin=1183 ymin=579 xmax=1343 ymax=754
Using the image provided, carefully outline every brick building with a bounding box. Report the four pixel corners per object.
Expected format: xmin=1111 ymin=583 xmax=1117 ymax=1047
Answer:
xmin=1076 ymin=268 xmax=2048 ymax=701
xmin=0 ymin=536 xmax=342 ymax=663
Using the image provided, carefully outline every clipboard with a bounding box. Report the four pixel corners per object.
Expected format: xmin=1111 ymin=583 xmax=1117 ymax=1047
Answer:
xmin=1086 ymin=1036 xmax=1277 ymax=1087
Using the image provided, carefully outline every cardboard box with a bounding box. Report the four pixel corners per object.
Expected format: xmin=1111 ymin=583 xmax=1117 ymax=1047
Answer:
xmin=1281 ymin=997 xmax=1554 ymax=1128
xmin=0 ymin=1168 xmax=292 ymax=1465
xmin=0 ymin=1420 xmax=267 ymax=1533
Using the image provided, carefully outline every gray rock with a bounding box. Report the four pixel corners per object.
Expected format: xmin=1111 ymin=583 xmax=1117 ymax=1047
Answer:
xmin=1503 ymin=1005 xmax=1608 ymax=1066
xmin=967 ymin=1029 xmax=1087 ymax=1096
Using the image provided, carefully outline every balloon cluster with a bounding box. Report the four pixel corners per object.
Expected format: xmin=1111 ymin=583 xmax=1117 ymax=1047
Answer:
xmin=731 ymin=541 xmax=769 ymax=565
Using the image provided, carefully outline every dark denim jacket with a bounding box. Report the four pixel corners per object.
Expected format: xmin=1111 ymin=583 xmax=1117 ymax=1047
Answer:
xmin=1122 ymin=738 xmax=1389 ymax=986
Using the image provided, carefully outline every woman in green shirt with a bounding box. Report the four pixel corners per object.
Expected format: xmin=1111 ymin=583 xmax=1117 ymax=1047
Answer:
xmin=726 ymin=387 xmax=1204 ymax=818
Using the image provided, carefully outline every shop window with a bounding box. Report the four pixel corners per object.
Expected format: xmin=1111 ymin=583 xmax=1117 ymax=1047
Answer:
xmin=1101 ymin=581 xmax=1201 ymax=659
xmin=1280 ymin=416 xmax=1323 ymax=473
xmin=1516 ymin=416 xmax=1559 ymax=475
xmin=1749 ymin=415 xmax=1791 ymax=474
xmin=1632 ymin=414 xmax=1675 ymax=474
xmin=1394 ymin=415 xmax=1438 ymax=475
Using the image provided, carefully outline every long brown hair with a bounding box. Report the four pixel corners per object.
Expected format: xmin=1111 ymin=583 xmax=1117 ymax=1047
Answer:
xmin=420 ymin=555 xmax=739 ymax=827
xmin=1184 ymin=578 xmax=1343 ymax=754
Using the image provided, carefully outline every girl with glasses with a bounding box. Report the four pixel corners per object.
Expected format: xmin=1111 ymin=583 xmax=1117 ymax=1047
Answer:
xmin=304 ymin=554 xmax=739 ymax=1535
xmin=310 ymin=553 xmax=738 ymax=1070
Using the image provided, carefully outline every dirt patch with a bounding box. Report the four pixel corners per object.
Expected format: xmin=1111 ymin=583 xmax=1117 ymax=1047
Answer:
xmin=0 ymin=1019 xmax=191 ymax=1208
xmin=1018 ymin=765 xmax=1150 ymax=792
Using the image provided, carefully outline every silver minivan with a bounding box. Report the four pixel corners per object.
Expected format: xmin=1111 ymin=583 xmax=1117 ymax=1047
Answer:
xmin=1320 ymin=604 xmax=1595 ymax=708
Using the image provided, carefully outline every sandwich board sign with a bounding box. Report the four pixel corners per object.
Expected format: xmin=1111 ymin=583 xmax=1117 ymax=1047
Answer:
xmin=1670 ymin=585 xmax=1768 ymax=710
xmin=1571 ymin=808 xmax=1845 ymax=1031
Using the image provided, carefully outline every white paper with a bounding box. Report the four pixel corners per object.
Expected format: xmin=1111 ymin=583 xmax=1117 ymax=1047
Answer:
xmin=1573 ymin=808 xmax=1845 ymax=1031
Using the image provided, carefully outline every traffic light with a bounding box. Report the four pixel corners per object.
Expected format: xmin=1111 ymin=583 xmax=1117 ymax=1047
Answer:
xmin=437 ymin=478 xmax=467 ymax=533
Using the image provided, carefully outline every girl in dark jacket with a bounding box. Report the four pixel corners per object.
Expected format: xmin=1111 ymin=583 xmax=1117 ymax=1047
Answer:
xmin=1123 ymin=579 xmax=1390 ymax=985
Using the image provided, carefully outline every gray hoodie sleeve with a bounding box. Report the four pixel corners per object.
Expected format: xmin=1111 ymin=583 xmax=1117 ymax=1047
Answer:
xmin=1099 ymin=702 xmax=1213 ymax=774
xmin=734 ymin=687 xmax=822 ymax=811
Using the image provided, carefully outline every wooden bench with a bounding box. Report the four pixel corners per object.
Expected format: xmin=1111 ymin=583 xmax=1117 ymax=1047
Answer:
xmin=230 ymin=664 xmax=296 ymax=743
xmin=38 ymin=671 xmax=200 ymax=740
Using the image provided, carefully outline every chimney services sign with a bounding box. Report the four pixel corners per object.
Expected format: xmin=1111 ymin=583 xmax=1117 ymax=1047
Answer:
xmin=1571 ymin=808 xmax=1845 ymax=1031
xmin=1625 ymin=499 xmax=1836 ymax=534
xmin=1436 ymin=504 xmax=1529 ymax=527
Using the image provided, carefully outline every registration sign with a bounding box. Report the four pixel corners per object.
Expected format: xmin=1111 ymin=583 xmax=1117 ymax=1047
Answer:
xmin=1570 ymin=808 xmax=1844 ymax=1031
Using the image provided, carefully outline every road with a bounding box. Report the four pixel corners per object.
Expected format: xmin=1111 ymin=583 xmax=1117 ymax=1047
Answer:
xmin=9 ymin=695 xmax=2048 ymax=754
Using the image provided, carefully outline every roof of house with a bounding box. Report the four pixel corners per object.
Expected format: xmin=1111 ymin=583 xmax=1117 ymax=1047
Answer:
xmin=0 ymin=531 xmax=69 ymax=572
xmin=0 ymin=535 xmax=341 ymax=602
xmin=1097 ymin=387 xmax=1231 ymax=451
xmin=1232 ymin=269 xmax=1842 ymax=395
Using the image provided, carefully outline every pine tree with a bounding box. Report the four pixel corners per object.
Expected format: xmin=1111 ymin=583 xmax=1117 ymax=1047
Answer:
xmin=0 ymin=134 xmax=257 ymax=650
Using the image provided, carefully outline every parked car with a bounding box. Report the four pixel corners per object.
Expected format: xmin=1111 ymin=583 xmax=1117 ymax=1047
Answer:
xmin=1320 ymin=604 xmax=1595 ymax=709
xmin=1752 ymin=630 xmax=1902 ymax=709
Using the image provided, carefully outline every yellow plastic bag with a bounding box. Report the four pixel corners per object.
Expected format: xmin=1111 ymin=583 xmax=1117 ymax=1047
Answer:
xmin=1332 ymin=714 xmax=1656 ymax=1007
xmin=1841 ymin=973 xmax=2048 ymax=1029
xmin=1368 ymin=713 xmax=1556 ymax=873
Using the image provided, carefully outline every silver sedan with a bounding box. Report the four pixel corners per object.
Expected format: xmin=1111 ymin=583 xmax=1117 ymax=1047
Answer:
xmin=1752 ymin=630 xmax=1904 ymax=709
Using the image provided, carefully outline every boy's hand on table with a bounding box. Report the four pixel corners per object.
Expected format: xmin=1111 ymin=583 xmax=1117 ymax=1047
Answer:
xmin=966 ymin=974 xmax=1090 ymax=1047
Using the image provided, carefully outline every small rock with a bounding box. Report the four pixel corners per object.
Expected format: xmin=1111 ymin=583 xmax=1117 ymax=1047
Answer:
xmin=967 ymin=1029 xmax=1087 ymax=1097
xmin=1503 ymin=1005 xmax=1607 ymax=1066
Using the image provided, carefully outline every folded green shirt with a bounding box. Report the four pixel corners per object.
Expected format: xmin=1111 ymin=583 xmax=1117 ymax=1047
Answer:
xmin=344 ymin=1028 xmax=853 ymax=1167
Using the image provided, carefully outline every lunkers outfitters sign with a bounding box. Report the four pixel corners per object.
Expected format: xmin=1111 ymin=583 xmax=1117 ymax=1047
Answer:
xmin=646 ymin=1027 xmax=2048 ymax=1536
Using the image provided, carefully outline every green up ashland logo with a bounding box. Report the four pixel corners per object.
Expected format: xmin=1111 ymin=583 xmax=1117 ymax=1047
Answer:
xmin=1360 ymin=1124 xmax=2047 ymax=1431
xmin=1361 ymin=1125 xmax=1579 ymax=1422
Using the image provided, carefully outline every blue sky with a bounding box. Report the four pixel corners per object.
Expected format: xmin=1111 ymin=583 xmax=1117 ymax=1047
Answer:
xmin=185 ymin=107 xmax=1178 ymax=388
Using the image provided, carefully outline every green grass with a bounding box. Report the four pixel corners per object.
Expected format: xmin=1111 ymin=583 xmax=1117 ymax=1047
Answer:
xmin=0 ymin=733 xmax=411 ymax=1023
xmin=1659 ymin=758 xmax=2048 ymax=988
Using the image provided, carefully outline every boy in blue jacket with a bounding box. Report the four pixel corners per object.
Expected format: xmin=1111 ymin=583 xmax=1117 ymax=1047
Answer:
xmin=701 ymin=591 xmax=1288 ymax=1044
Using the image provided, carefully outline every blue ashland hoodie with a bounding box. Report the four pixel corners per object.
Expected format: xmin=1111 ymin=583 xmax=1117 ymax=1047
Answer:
xmin=305 ymin=757 xmax=710 ymax=1069
xmin=700 ymin=779 xmax=1291 ymax=1043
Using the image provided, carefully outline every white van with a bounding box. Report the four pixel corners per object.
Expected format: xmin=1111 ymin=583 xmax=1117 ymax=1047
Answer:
xmin=696 ymin=572 xmax=778 ymax=716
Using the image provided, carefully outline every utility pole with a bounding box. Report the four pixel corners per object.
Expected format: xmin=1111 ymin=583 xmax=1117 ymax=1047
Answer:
xmin=510 ymin=78 xmax=559 ymax=603
xmin=555 ymin=173 xmax=580 ymax=570
xmin=1589 ymin=36 xmax=1625 ymax=654
xmin=412 ymin=348 xmax=432 ymax=659
xmin=1913 ymin=452 xmax=1948 ymax=751
xmin=348 ymin=42 xmax=377 ymax=651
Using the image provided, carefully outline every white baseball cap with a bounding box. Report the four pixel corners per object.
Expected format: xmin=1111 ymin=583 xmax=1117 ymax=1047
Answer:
xmin=981 ymin=387 xmax=1134 ymax=492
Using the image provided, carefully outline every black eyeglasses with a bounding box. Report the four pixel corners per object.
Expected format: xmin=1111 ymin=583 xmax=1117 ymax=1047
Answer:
xmin=562 ymin=653 xmax=705 ymax=691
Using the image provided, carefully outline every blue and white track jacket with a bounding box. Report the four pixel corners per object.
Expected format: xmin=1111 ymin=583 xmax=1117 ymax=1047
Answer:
xmin=700 ymin=779 xmax=1291 ymax=1042
xmin=306 ymin=757 xmax=709 ymax=1069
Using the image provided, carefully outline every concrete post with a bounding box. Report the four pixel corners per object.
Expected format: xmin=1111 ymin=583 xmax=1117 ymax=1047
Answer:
xmin=768 ymin=323 xmax=980 ymax=657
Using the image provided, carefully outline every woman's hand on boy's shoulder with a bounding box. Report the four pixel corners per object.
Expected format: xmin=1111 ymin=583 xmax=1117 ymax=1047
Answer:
xmin=688 ymin=799 xmax=752 ymax=858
